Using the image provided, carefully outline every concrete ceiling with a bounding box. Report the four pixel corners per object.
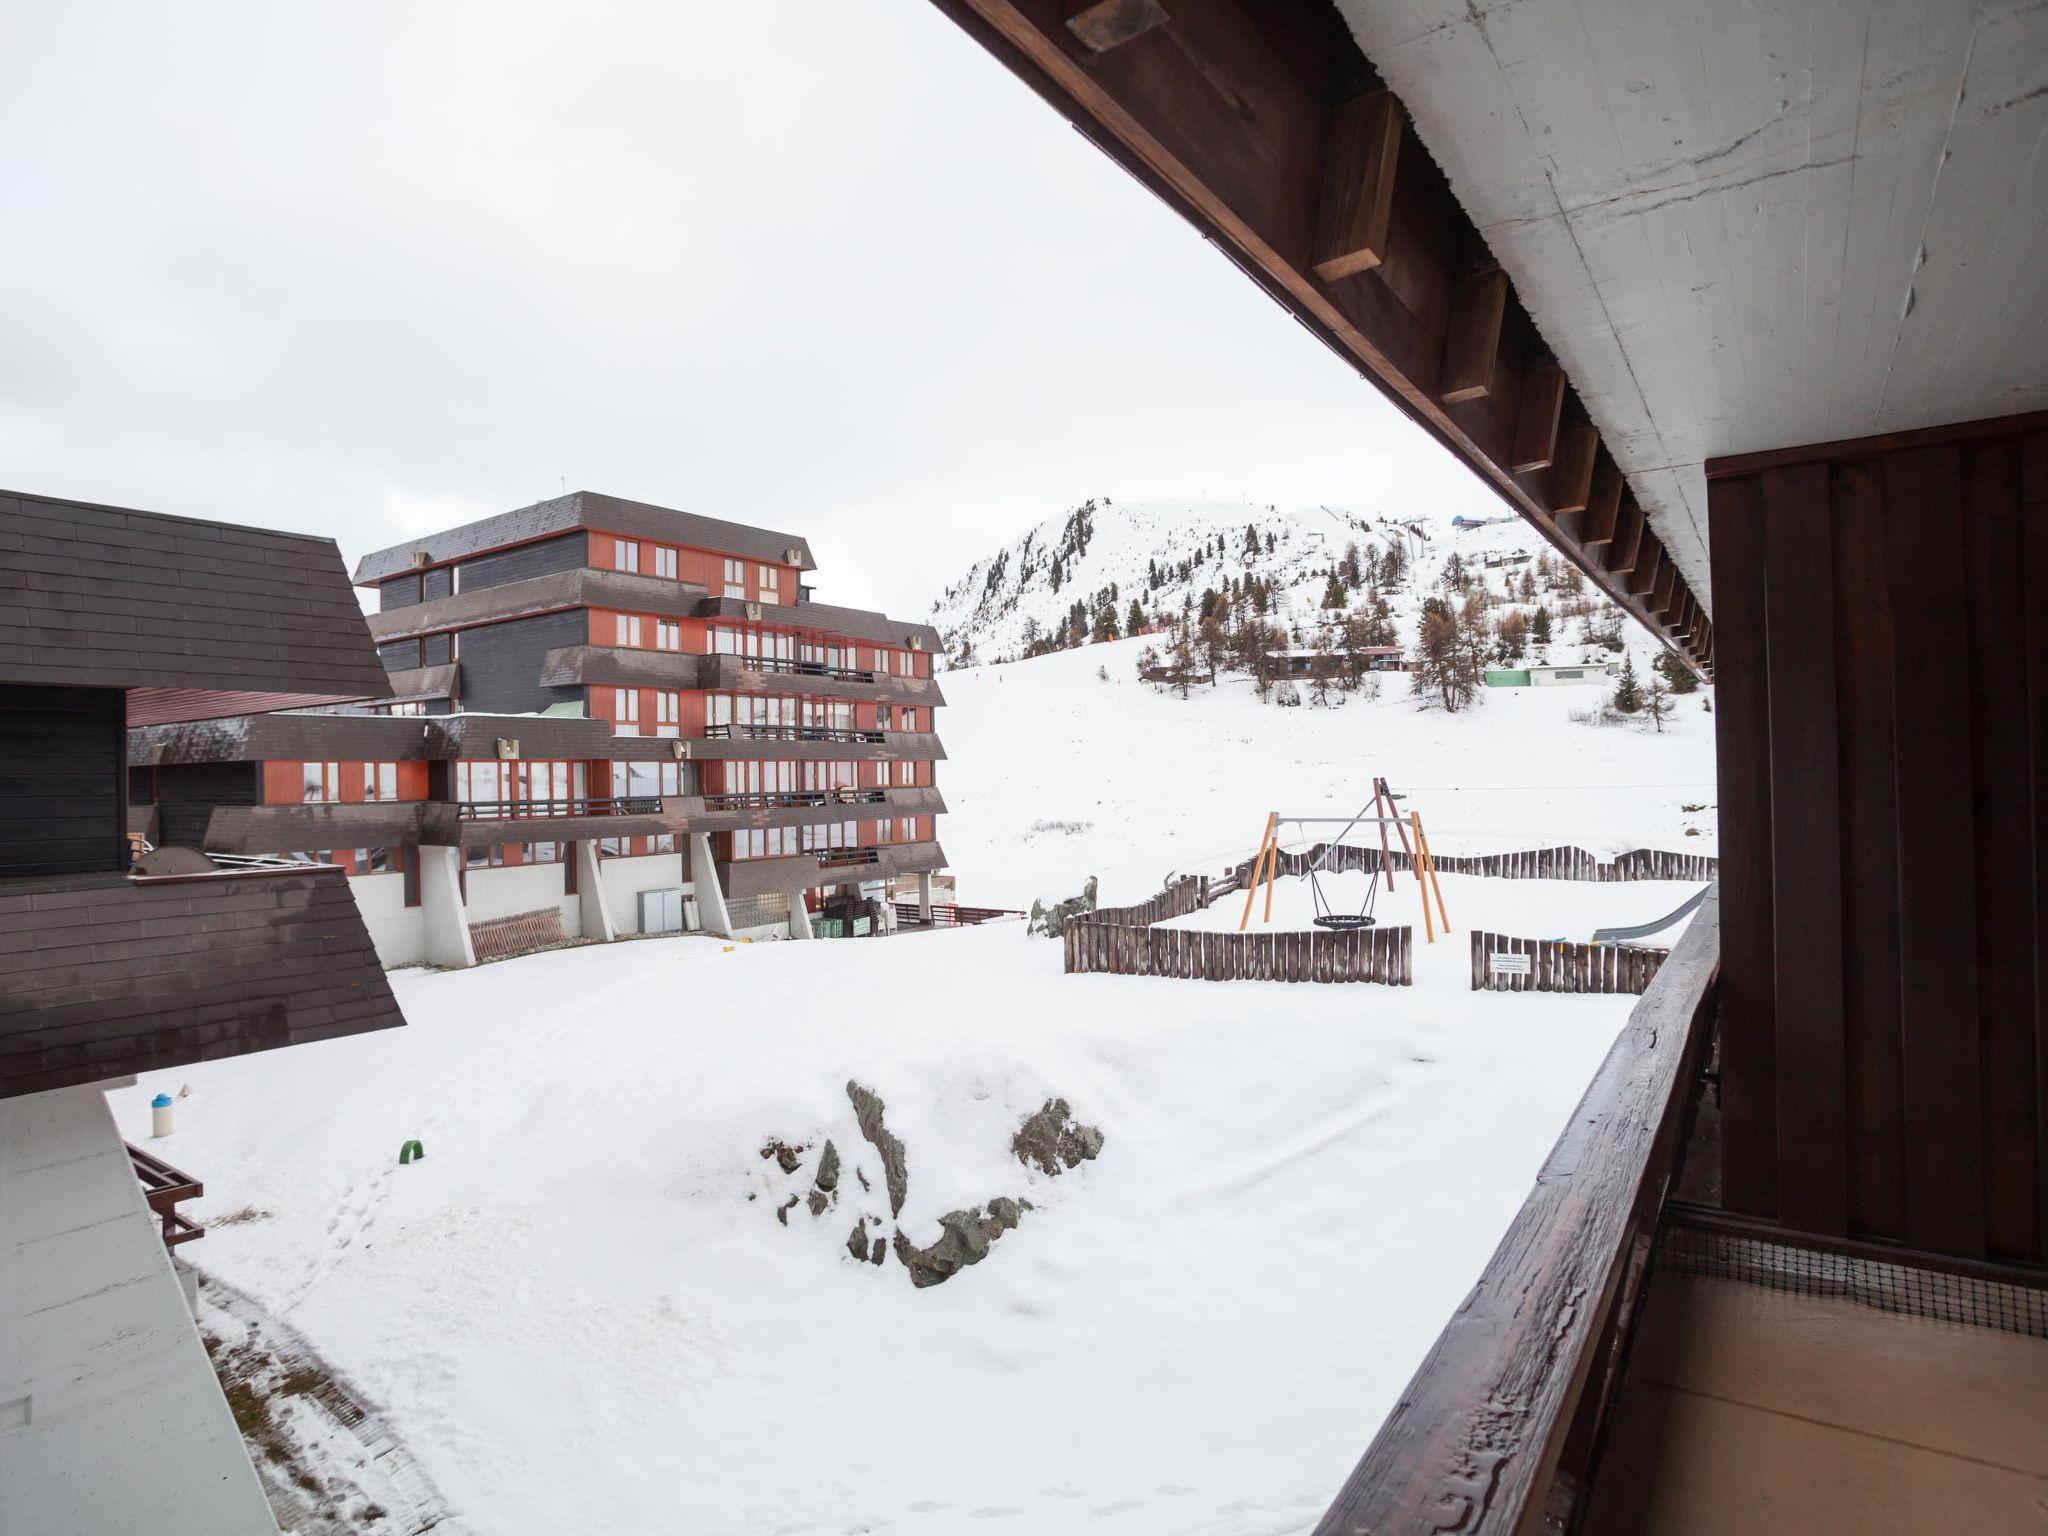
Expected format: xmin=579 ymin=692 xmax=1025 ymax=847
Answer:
xmin=1335 ymin=0 xmax=2048 ymax=609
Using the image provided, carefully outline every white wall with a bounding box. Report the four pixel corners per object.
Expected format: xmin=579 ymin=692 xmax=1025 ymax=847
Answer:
xmin=0 ymin=1084 xmax=277 ymax=1536
xmin=600 ymin=851 xmax=690 ymax=935
xmin=464 ymin=859 xmax=579 ymax=935
xmin=349 ymin=870 xmax=424 ymax=967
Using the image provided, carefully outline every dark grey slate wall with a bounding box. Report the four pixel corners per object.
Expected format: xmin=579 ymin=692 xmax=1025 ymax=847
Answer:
xmin=156 ymin=761 xmax=260 ymax=848
xmin=421 ymin=632 xmax=453 ymax=667
xmin=455 ymin=610 xmax=588 ymax=716
xmin=0 ymin=685 xmax=126 ymax=876
xmin=421 ymin=566 xmax=452 ymax=601
xmin=379 ymin=638 xmax=421 ymax=671
xmin=456 ymin=532 xmax=588 ymax=595
xmin=379 ymin=572 xmax=423 ymax=610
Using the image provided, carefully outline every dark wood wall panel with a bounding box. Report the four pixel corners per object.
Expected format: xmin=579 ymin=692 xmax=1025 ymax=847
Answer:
xmin=0 ymin=685 xmax=126 ymax=877
xmin=1707 ymin=416 xmax=2046 ymax=1264
xmin=1759 ymin=464 xmax=1847 ymax=1235
xmin=1830 ymin=458 xmax=1906 ymax=1239
xmin=1707 ymin=476 xmax=1776 ymax=1217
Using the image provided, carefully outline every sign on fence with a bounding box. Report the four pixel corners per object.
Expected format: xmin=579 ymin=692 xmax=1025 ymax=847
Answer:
xmin=1489 ymin=952 xmax=1532 ymax=977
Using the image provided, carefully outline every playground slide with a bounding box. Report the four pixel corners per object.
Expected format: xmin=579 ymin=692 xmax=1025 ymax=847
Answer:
xmin=1592 ymin=885 xmax=1709 ymax=945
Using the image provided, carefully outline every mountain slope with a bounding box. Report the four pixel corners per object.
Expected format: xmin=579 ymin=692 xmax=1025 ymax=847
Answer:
xmin=929 ymin=496 xmax=1629 ymax=671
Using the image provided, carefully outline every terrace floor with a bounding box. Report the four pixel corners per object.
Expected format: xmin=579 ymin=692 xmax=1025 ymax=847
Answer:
xmin=1582 ymin=1265 xmax=2048 ymax=1534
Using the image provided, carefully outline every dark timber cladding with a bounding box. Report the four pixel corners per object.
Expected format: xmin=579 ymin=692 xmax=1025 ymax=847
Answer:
xmin=0 ymin=686 xmax=126 ymax=876
xmin=920 ymin=0 xmax=1710 ymax=673
xmin=1707 ymin=413 xmax=2048 ymax=1265
xmin=0 ymin=867 xmax=402 ymax=1098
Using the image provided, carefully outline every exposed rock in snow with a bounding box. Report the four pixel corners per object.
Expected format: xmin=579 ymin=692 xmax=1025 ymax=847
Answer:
xmin=760 ymin=1138 xmax=804 ymax=1175
xmin=1012 ymin=1099 xmax=1106 ymax=1177
xmin=893 ymin=1201 xmax=1027 ymax=1289
xmin=814 ymin=1140 xmax=840 ymax=1193
xmin=847 ymin=1080 xmax=908 ymax=1218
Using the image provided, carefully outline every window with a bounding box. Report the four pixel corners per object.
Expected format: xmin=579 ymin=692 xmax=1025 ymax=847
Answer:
xmin=301 ymin=762 xmax=340 ymax=803
xmin=386 ymin=701 xmax=425 ymax=717
xmin=652 ymin=546 xmax=677 ymax=580
xmin=875 ymin=704 xmax=893 ymax=730
xmin=466 ymin=844 xmax=508 ymax=870
xmin=599 ymin=836 xmax=626 ymax=858
xmin=364 ymin=762 xmax=399 ymax=802
xmin=652 ymin=833 xmax=677 ymax=854
xmin=723 ymin=557 xmax=745 ymax=598
xmin=759 ymin=564 xmax=779 ymax=601
xmin=529 ymin=841 xmax=559 ymax=864
xmin=612 ymin=688 xmax=639 ymax=734
xmin=615 ymin=614 xmax=643 ymax=647
xmin=353 ymin=847 xmax=394 ymax=875
xmin=614 ymin=540 xmax=640 ymax=574
xmin=655 ymin=691 xmax=679 ymax=735
xmin=656 ymin=619 xmax=681 ymax=651
xmin=733 ymin=826 xmax=799 ymax=859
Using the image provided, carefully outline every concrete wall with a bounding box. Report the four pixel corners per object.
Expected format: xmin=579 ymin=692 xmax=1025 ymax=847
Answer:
xmin=600 ymin=851 xmax=691 ymax=935
xmin=351 ymin=869 xmax=424 ymax=966
xmin=463 ymin=859 xmax=578 ymax=934
xmin=0 ymin=1084 xmax=277 ymax=1536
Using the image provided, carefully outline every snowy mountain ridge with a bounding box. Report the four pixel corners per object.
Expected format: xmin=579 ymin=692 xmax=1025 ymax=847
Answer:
xmin=929 ymin=495 xmax=1624 ymax=671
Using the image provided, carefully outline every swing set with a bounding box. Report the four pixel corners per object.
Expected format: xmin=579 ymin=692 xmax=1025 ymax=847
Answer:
xmin=1238 ymin=776 xmax=1452 ymax=942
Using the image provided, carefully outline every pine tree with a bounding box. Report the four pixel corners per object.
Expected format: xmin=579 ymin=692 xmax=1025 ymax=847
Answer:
xmin=1654 ymin=647 xmax=1699 ymax=694
xmin=1245 ymin=523 xmax=1261 ymax=555
xmin=1264 ymin=531 xmax=1276 ymax=554
xmin=1644 ymin=677 xmax=1672 ymax=732
xmin=1531 ymin=606 xmax=1553 ymax=647
xmin=1613 ymin=654 xmax=1643 ymax=713
xmin=1322 ymin=571 xmax=1348 ymax=609
xmin=1126 ymin=598 xmax=1146 ymax=636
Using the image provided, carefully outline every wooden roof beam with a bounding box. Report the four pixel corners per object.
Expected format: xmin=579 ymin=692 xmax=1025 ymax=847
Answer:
xmin=1628 ymin=538 xmax=1664 ymax=599
xmin=1313 ymin=92 xmax=1403 ymax=282
xmin=1510 ymin=364 xmax=1564 ymax=472
xmin=1441 ymin=266 xmax=1508 ymax=403
xmin=1064 ymin=0 xmax=1170 ymax=51
xmin=1549 ymin=425 xmax=1597 ymax=517
xmin=1582 ymin=461 xmax=1623 ymax=548
xmin=1606 ymin=501 xmax=1645 ymax=576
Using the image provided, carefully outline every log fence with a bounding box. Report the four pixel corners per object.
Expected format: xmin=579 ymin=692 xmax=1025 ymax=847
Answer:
xmin=1234 ymin=843 xmax=1716 ymax=885
xmin=1470 ymin=930 xmax=1667 ymax=995
xmin=1065 ymin=911 xmax=1411 ymax=985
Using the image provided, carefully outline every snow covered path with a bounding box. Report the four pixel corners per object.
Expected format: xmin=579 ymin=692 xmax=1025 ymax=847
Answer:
xmin=113 ymin=909 xmax=1641 ymax=1535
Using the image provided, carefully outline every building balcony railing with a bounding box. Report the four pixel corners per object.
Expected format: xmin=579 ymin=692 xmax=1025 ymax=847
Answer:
xmin=457 ymin=795 xmax=662 ymax=821
xmin=701 ymin=723 xmax=886 ymax=745
xmin=732 ymin=655 xmax=879 ymax=684
xmin=701 ymin=788 xmax=888 ymax=813
xmin=817 ymin=846 xmax=883 ymax=869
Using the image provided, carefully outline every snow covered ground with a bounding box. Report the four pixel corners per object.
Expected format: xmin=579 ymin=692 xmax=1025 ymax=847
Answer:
xmin=108 ymin=624 xmax=1718 ymax=1536
xmin=938 ymin=632 xmax=1718 ymax=912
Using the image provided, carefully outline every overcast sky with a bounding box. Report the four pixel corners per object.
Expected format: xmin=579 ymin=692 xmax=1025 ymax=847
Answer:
xmin=1 ymin=1 xmax=1506 ymax=618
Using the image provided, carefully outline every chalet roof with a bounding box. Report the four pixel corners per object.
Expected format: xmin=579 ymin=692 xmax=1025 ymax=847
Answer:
xmin=351 ymin=491 xmax=819 ymax=584
xmin=0 ymin=489 xmax=391 ymax=723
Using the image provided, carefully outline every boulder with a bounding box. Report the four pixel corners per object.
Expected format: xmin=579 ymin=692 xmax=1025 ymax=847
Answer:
xmin=814 ymin=1140 xmax=841 ymax=1193
xmin=1027 ymin=877 xmax=1099 ymax=939
xmin=1012 ymin=1098 xmax=1107 ymax=1177
xmin=847 ymin=1081 xmax=909 ymax=1218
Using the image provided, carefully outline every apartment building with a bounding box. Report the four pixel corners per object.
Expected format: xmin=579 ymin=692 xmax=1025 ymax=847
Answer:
xmin=0 ymin=488 xmax=406 ymax=1535
xmin=129 ymin=492 xmax=949 ymax=963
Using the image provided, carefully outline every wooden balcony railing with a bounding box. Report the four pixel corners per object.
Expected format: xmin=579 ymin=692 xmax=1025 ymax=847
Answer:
xmin=893 ymin=901 xmax=1025 ymax=927
xmin=702 ymin=788 xmax=886 ymax=813
xmin=129 ymin=1142 xmax=206 ymax=1249
xmin=701 ymin=723 xmax=885 ymax=744
xmin=1312 ymin=887 xmax=1721 ymax=1536
xmin=457 ymin=795 xmax=662 ymax=821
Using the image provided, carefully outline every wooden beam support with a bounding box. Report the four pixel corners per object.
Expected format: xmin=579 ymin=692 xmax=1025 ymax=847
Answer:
xmin=1311 ymin=92 xmax=1402 ymax=282
xmin=1510 ymin=364 xmax=1565 ymax=472
xmin=1440 ymin=267 xmax=1508 ymax=403
xmin=1549 ymin=426 xmax=1597 ymax=515
xmin=1651 ymin=560 xmax=1680 ymax=619
xmin=1582 ymin=461 xmax=1623 ymax=547
xmin=1628 ymin=538 xmax=1663 ymax=598
xmin=1064 ymin=0 xmax=1170 ymax=51
xmin=1606 ymin=501 xmax=1644 ymax=576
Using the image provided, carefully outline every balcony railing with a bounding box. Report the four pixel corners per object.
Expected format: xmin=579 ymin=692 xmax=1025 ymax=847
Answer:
xmin=457 ymin=795 xmax=662 ymax=821
xmin=817 ymin=846 xmax=882 ymax=868
xmin=129 ymin=1142 xmax=206 ymax=1249
xmin=729 ymin=655 xmax=878 ymax=684
xmin=702 ymin=788 xmax=887 ymax=813
xmin=702 ymin=723 xmax=886 ymax=745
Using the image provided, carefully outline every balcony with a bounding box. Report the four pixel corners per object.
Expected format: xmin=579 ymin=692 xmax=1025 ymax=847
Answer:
xmin=457 ymin=795 xmax=662 ymax=821
xmin=703 ymin=722 xmax=885 ymax=745
xmin=742 ymin=655 xmax=876 ymax=684
xmin=700 ymin=788 xmax=887 ymax=813
xmin=129 ymin=1143 xmax=205 ymax=1249
xmin=721 ymin=837 xmax=948 ymax=898
xmin=703 ymin=653 xmax=947 ymax=706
